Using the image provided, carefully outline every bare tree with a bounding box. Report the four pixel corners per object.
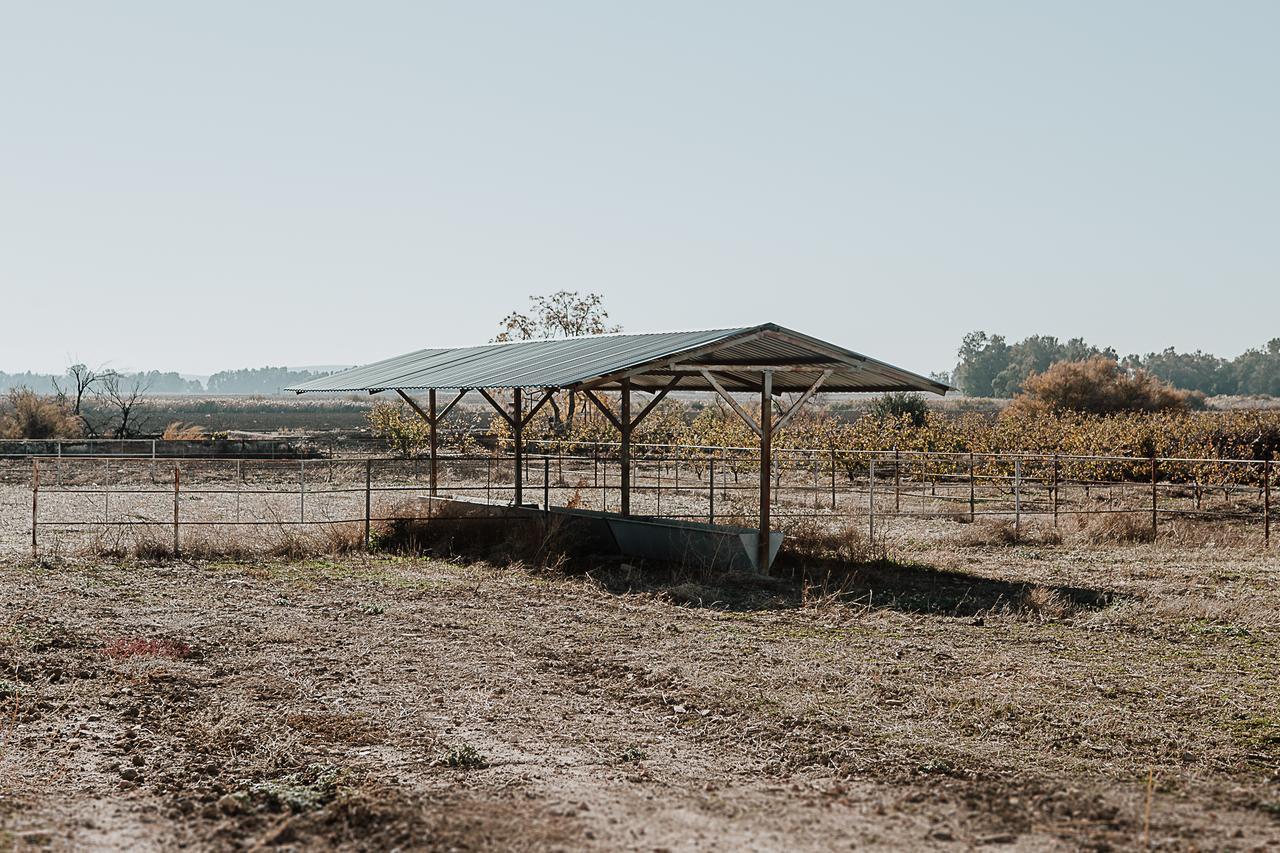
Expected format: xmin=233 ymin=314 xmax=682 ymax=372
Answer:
xmin=52 ymin=363 xmax=110 ymax=435
xmin=97 ymin=372 xmax=152 ymax=438
xmin=493 ymin=292 xmax=621 ymax=433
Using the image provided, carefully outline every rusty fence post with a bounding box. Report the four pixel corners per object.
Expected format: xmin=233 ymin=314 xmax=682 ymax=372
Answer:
xmin=173 ymin=463 xmax=181 ymax=558
xmin=1052 ymin=455 xmax=1060 ymax=527
xmin=1151 ymin=455 xmax=1158 ymax=539
xmin=1263 ymin=458 xmax=1270 ymax=548
xmin=894 ymin=448 xmax=901 ymax=512
xmin=1014 ymin=456 xmax=1021 ymax=540
xmin=31 ymin=458 xmax=39 ymax=559
xmin=364 ymin=458 xmax=372 ymax=549
xmin=830 ymin=447 xmax=837 ymax=510
xmin=868 ymin=454 xmax=876 ymax=541
xmin=708 ymin=454 xmax=716 ymax=524
xmin=969 ymin=452 xmax=976 ymax=521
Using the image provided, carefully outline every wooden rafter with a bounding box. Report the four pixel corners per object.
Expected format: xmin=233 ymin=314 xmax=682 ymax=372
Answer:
xmin=699 ymin=369 xmax=762 ymax=439
xmin=521 ymin=390 xmax=555 ymax=427
xmin=773 ymin=370 xmax=832 ymax=433
xmin=667 ymin=363 xmax=833 ymax=373
xmin=437 ymin=389 xmax=468 ymax=421
xmin=629 ymin=376 xmax=681 ymax=429
xmin=395 ymin=390 xmax=430 ymax=424
xmin=478 ymin=388 xmax=515 ymax=428
xmin=397 ymin=388 xmax=470 ymax=425
xmin=582 ymin=390 xmax=623 ymax=431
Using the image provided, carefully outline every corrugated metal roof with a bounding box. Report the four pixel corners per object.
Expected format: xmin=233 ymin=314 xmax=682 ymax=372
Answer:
xmin=287 ymin=323 xmax=948 ymax=395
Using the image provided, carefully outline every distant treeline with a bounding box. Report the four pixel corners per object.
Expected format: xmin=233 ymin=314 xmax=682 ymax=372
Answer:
xmin=952 ymin=333 xmax=1280 ymax=398
xmin=0 ymin=366 xmax=331 ymax=396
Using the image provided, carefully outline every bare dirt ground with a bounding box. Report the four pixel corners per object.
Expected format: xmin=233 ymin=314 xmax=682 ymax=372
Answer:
xmin=1 ymin=525 xmax=1278 ymax=851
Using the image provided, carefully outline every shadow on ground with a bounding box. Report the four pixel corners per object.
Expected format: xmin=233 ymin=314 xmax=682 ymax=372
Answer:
xmin=588 ymin=555 xmax=1117 ymax=618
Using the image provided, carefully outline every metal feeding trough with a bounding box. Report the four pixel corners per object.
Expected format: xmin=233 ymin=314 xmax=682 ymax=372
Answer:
xmin=416 ymin=497 xmax=782 ymax=572
xmin=556 ymin=507 xmax=783 ymax=573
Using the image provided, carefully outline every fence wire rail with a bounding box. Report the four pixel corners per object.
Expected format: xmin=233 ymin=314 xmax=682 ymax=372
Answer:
xmin=7 ymin=441 xmax=1273 ymax=559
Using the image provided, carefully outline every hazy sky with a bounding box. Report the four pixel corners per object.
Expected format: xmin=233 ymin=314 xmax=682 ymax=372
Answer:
xmin=2 ymin=1 xmax=1276 ymax=377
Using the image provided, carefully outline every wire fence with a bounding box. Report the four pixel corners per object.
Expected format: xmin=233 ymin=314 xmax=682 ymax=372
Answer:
xmin=3 ymin=438 xmax=1272 ymax=560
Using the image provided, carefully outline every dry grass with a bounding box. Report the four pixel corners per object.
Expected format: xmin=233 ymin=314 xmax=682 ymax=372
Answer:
xmin=161 ymin=421 xmax=206 ymax=440
xmin=778 ymin=515 xmax=889 ymax=564
xmin=1074 ymin=511 xmax=1157 ymax=544
xmin=2 ymin=534 xmax=1278 ymax=850
xmin=956 ymin=517 xmax=1063 ymax=546
xmin=81 ymin=522 xmax=368 ymax=562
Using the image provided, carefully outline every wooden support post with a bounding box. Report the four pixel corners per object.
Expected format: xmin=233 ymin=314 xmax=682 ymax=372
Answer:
xmin=429 ymin=389 xmax=439 ymax=497
xmin=364 ymin=458 xmax=372 ymax=548
xmin=758 ymin=371 xmax=773 ymax=572
xmin=173 ymin=463 xmax=181 ymax=558
xmin=620 ymin=378 xmax=632 ymax=517
xmin=513 ymin=388 xmax=523 ymax=506
xmin=31 ymin=459 xmax=38 ymax=559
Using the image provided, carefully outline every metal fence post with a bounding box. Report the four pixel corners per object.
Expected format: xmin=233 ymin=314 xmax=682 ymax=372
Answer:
xmin=968 ymin=452 xmax=976 ymax=521
xmin=657 ymin=453 xmax=663 ymax=517
xmin=829 ymin=448 xmax=837 ymax=510
xmin=811 ymin=452 xmax=819 ymax=509
xmin=299 ymin=459 xmax=306 ymax=524
xmin=1014 ymin=456 xmax=1021 ymax=539
xmin=364 ymin=458 xmax=372 ymax=548
xmin=1265 ymin=458 xmax=1271 ymax=547
xmin=173 ymin=463 xmax=181 ymax=558
xmin=31 ymin=459 xmax=39 ymax=559
xmin=708 ymin=454 xmax=716 ymax=524
xmin=543 ymin=455 xmax=550 ymax=512
xmin=868 ymin=454 xmax=876 ymax=541
xmin=1052 ymin=455 xmax=1060 ymax=527
xmin=1151 ymin=455 xmax=1158 ymax=538
xmin=894 ymin=448 xmax=901 ymax=512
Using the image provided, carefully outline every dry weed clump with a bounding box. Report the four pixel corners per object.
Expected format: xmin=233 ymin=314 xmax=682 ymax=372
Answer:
xmin=956 ymin=518 xmax=1062 ymax=547
xmin=1074 ymin=512 xmax=1156 ymax=545
xmin=81 ymin=522 xmax=368 ymax=562
xmin=1019 ymin=585 xmax=1073 ymax=621
xmin=162 ymin=421 xmax=206 ymax=440
xmin=1156 ymin=518 xmax=1257 ymax=549
xmin=779 ymin=516 xmax=888 ymax=564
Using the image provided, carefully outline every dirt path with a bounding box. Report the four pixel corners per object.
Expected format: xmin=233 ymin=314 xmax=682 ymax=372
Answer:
xmin=1 ymin=545 xmax=1278 ymax=850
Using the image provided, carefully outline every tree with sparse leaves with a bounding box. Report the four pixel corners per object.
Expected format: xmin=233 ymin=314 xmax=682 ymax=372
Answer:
xmin=493 ymin=292 xmax=621 ymax=434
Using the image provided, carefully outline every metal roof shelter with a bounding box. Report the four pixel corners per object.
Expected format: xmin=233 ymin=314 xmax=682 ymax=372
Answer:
xmin=289 ymin=323 xmax=946 ymax=571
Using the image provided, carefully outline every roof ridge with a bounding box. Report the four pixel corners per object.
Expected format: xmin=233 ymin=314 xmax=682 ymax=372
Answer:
xmin=482 ymin=326 xmax=747 ymax=347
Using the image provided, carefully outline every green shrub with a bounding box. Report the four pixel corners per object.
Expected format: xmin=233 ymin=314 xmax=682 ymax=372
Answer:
xmin=867 ymin=392 xmax=929 ymax=427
